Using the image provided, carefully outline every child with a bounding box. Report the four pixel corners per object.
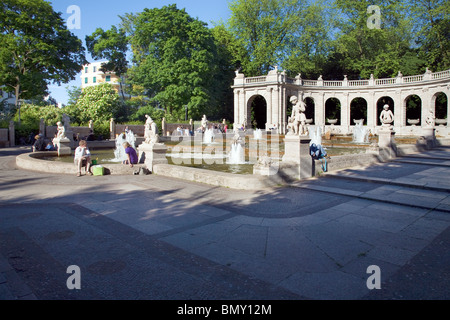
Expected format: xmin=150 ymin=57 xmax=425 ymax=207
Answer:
xmin=310 ymin=143 xmax=329 ymax=172
xmin=74 ymin=140 xmax=92 ymax=176
xmin=122 ymin=142 xmax=138 ymax=167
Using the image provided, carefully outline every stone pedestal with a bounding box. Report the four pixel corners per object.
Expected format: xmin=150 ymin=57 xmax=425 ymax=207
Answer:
xmin=253 ymin=155 xmax=279 ymax=176
xmin=9 ymin=121 xmax=15 ymax=147
xmin=280 ymin=135 xmax=313 ymax=180
xmin=56 ymin=138 xmax=72 ymax=156
xmin=378 ymin=127 xmax=396 ymax=159
xmin=422 ymin=127 xmax=436 ymax=149
xmin=138 ymin=142 xmax=168 ymax=172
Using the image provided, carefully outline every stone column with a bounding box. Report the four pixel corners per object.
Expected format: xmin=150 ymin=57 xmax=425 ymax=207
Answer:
xmin=341 ymin=92 xmax=350 ymax=132
xmin=266 ymin=87 xmax=273 ymax=129
xmin=110 ymin=118 xmax=116 ymax=140
xmin=393 ymin=90 xmax=402 ymax=130
xmin=9 ymin=121 xmax=15 ymax=147
xmin=367 ymin=92 xmax=376 ymax=128
xmin=234 ymin=90 xmax=240 ymax=129
xmin=39 ymin=118 xmax=45 ymax=137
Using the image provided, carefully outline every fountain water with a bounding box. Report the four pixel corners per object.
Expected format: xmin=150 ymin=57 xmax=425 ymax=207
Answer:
xmin=227 ymin=143 xmax=245 ymax=164
xmin=353 ymin=122 xmax=369 ymax=143
xmin=203 ymin=128 xmax=215 ymax=144
xmin=253 ymin=129 xmax=263 ymax=140
xmin=309 ymin=126 xmax=322 ymax=145
xmin=112 ymin=130 xmax=137 ymax=162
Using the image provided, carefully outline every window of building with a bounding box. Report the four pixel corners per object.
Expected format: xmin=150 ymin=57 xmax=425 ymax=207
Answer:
xmin=106 ymin=75 xmax=111 ymax=82
xmin=85 ymin=77 xmax=88 ymax=84
xmin=93 ymin=66 xmax=97 ymax=72
xmin=93 ymin=77 xmax=97 ymax=83
xmin=85 ymin=67 xmax=88 ymax=73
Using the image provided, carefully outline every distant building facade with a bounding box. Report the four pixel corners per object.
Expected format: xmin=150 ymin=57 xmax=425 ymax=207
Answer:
xmin=81 ymin=61 xmax=122 ymax=91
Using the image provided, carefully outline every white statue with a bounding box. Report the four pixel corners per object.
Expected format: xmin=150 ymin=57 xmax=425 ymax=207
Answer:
xmin=201 ymin=115 xmax=208 ymax=129
xmin=425 ymin=109 xmax=435 ymax=127
xmin=380 ymin=104 xmax=394 ymax=127
xmin=56 ymin=121 xmax=66 ymax=140
xmin=144 ymin=114 xmax=159 ymax=144
xmin=289 ymin=96 xmax=307 ymax=136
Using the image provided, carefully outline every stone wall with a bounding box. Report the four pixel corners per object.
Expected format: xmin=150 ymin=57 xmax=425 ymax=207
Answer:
xmin=0 ymin=128 xmax=9 ymax=147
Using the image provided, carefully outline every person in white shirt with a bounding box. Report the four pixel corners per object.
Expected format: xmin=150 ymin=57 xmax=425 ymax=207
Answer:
xmin=74 ymin=140 xmax=92 ymax=177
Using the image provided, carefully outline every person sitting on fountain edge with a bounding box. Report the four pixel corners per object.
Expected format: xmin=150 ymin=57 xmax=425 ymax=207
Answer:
xmin=122 ymin=142 xmax=138 ymax=167
xmin=74 ymin=140 xmax=93 ymax=177
xmin=310 ymin=143 xmax=329 ymax=172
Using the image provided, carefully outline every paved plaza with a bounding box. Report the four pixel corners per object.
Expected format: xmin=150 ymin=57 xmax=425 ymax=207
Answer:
xmin=0 ymin=145 xmax=449 ymax=300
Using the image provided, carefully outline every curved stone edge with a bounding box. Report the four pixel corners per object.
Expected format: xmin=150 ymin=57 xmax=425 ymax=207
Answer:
xmin=152 ymin=163 xmax=284 ymax=190
xmin=15 ymin=152 xmax=147 ymax=176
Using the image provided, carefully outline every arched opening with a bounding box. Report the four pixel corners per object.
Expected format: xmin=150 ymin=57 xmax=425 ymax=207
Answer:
xmin=350 ymin=97 xmax=368 ymax=125
xmin=377 ymin=97 xmax=395 ymax=126
xmin=405 ymin=95 xmax=422 ymax=126
xmin=305 ymin=97 xmax=315 ymax=124
xmin=248 ymin=95 xmax=267 ymax=129
xmin=325 ymin=98 xmax=341 ymax=125
xmin=434 ymin=92 xmax=448 ymax=121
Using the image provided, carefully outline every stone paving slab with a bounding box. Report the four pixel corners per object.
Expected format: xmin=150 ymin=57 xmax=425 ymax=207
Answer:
xmin=1 ymin=146 xmax=450 ymax=300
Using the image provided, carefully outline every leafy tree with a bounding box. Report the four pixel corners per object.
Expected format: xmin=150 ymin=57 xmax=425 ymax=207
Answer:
xmin=75 ymin=83 xmax=121 ymax=124
xmin=284 ymin=0 xmax=335 ymax=79
xmin=408 ymin=0 xmax=450 ymax=72
xmin=66 ymin=86 xmax=83 ymax=106
xmin=228 ymin=0 xmax=310 ymax=76
xmin=13 ymin=103 xmax=62 ymax=126
xmin=126 ymin=5 xmax=221 ymax=120
xmin=0 ymin=0 xmax=86 ymax=121
xmin=329 ymin=0 xmax=421 ymax=79
xmin=85 ymin=26 xmax=129 ymax=100
xmin=209 ymin=24 xmax=245 ymax=120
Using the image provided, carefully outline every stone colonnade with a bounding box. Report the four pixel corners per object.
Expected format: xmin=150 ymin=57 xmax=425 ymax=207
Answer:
xmin=232 ymin=67 xmax=450 ymax=136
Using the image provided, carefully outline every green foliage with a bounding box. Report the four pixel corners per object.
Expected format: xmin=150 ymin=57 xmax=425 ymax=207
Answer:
xmin=228 ymin=0 xmax=311 ymax=76
xmin=409 ymin=0 xmax=450 ymax=72
xmin=0 ymin=0 xmax=87 ymax=106
xmin=75 ymin=83 xmax=121 ymax=123
xmin=86 ymin=26 xmax=129 ymax=100
xmin=130 ymin=105 xmax=165 ymax=124
xmin=66 ymin=86 xmax=82 ymax=106
xmin=93 ymin=120 xmax=110 ymax=140
xmin=13 ymin=103 xmax=62 ymax=127
xmin=126 ymin=5 xmax=223 ymax=120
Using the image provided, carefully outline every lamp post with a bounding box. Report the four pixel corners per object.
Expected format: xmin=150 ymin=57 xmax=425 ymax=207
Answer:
xmin=184 ymin=105 xmax=188 ymax=121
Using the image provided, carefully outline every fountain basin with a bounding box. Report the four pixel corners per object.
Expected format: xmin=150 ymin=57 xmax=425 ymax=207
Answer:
xmin=16 ymin=151 xmax=146 ymax=175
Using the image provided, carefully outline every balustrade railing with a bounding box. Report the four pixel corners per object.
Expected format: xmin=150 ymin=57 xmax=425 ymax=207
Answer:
xmin=241 ymin=69 xmax=449 ymax=88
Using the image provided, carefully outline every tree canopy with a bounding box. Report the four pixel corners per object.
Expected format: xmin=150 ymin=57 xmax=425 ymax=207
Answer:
xmin=0 ymin=0 xmax=87 ymax=109
xmin=226 ymin=0 xmax=449 ymax=79
xmin=124 ymin=4 xmax=229 ymax=121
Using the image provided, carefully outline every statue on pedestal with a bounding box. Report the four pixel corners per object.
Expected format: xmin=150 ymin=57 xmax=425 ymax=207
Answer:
xmin=56 ymin=121 xmax=66 ymax=140
xmin=201 ymin=115 xmax=208 ymax=130
xmin=380 ymin=104 xmax=394 ymax=129
xmin=288 ymin=95 xmax=308 ymax=136
xmin=144 ymin=114 xmax=159 ymax=144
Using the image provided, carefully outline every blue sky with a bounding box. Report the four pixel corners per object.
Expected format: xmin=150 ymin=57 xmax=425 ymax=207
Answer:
xmin=48 ymin=0 xmax=232 ymax=105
